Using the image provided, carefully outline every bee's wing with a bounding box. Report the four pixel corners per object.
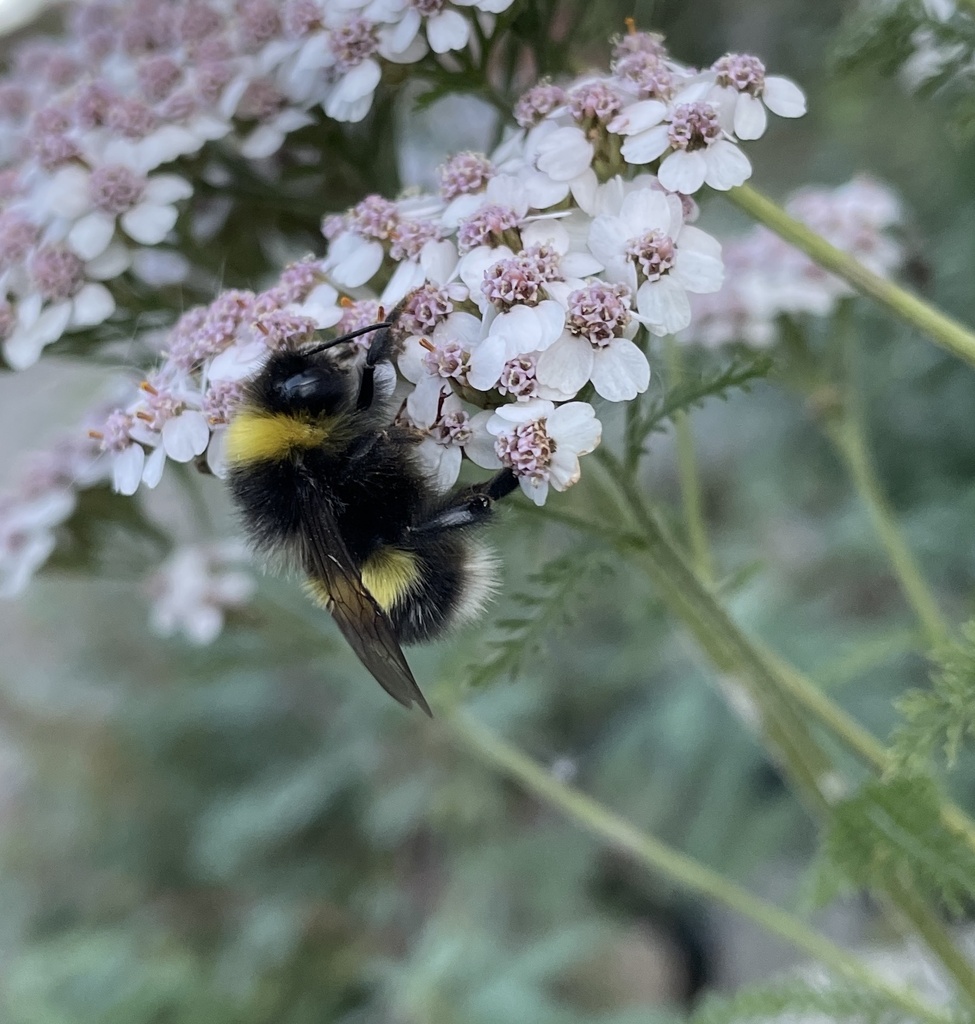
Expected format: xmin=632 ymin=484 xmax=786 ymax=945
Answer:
xmin=299 ymin=487 xmax=432 ymax=716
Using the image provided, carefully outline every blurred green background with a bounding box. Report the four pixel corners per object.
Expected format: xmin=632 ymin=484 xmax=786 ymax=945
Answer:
xmin=2 ymin=0 xmax=975 ymax=1020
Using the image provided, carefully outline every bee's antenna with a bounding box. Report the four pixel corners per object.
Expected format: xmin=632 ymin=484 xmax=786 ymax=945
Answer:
xmin=305 ymin=320 xmax=392 ymax=355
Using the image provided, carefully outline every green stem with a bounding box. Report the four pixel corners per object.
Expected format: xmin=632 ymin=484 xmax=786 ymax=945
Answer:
xmin=590 ymin=465 xmax=975 ymax=999
xmin=819 ymin=302 xmax=950 ymax=649
xmin=449 ymin=712 xmax=958 ymax=1024
xmin=828 ymin=419 xmax=949 ymax=649
xmin=665 ymin=337 xmax=714 ymax=582
xmin=727 ymin=184 xmax=975 ymax=370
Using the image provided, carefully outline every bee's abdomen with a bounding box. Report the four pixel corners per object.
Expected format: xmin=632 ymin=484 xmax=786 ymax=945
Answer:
xmin=378 ymin=536 xmax=499 ymax=644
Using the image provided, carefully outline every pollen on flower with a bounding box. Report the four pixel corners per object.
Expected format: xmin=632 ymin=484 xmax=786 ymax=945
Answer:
xmin=337 ymin=299 xmax=382 ymax=336
xmin=439 ymin=151 xmax=494 ymax=200
xmin=276 ymin=258 xmax=325 ymax=303
xmin=29 ymin=246 xmax=84 ymax=301
xmin=283 ymin=0 xmax=321 ymax=37
xmin=89 ymin=164 xmax=148 ymax=214
xmin=433 ymin=408 xmax=472 ymax=446
xmin=137 ymin=55 xmax=183 ymax=101
xmin=389 ymin=218 xmax=442 ymax=262
xmin=456 ymin=203 xmax=521 ymax=253
xmin=95 ymin=409 xmax=137 ymax=452
xmin=567 ymin=282 xmax=632 ymax=346
xmin=329 ymin=17 xmax=379 ymax=72
xmin=105 ymin=96 xmax=157 ymax=138
xmin=422 ymin=338 xmax=469 ymax=381
xmin=612 ymin=27 xmax=666 ymax=61
xmin=667 ymin=102 xmax=722 ymax=151
xmin=202 ymin=379 xmax=243 ymax=424
xmin=567 ymin=81 xmax=624 ymax=124
xmin=349 ymin=195 xmax=398 ymax=240
xmin=237 ymin=0 xmax=282 ymax=50
xmin=481 ymin=254 xmax=546 ymax=310
xmin=514 ymin=82 xmax=567 ymax=128
xmin=712 ymin=53 xmax=766 ymax=94
xmin=613 ymin=50 xmax=675 ymax=100
xmin=0 ymin=213 xmax=38 ymax=269
xmin=400 ymin=284 xmax=453 ymax=335
xmin=625 ymin=230 xmax=676 ymax=281
xmin=495 ymin=419 xmax=554 ymax=482
xmin=497 ymin=355 xmax=540 ymax=400
xmin=254 ymin=310 xmax=317 ymax=348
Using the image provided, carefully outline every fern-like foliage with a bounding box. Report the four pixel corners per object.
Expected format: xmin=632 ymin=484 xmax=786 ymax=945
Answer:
xmin=816 ymin=775 xmax=975 ymax=914
xmin=465 ymin=548 xmax=608 ymax=688
xmin=626 ymin=354 xmax=773 ymax=462
xmin=691 ymin=979 xmax=925 ymax=1024
xmin=890 ymin=620 xmax=975 ymax=775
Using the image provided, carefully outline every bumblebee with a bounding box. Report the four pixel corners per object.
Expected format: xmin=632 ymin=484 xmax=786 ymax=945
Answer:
xmin=224 ymin=314 xmax=517 ymax=714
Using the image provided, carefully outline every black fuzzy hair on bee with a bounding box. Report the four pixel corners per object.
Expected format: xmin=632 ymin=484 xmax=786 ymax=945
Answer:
xmin=224 ymin=311 xmax=517 ymax=714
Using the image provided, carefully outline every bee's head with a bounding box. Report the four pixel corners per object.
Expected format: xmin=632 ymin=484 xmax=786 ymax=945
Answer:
xmin=253 ymin=349 xmax=352 ymax=417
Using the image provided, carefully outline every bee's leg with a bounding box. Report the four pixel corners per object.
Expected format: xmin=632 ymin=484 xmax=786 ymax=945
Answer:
xmin=407 ymin=469 xmax=519 ymax=536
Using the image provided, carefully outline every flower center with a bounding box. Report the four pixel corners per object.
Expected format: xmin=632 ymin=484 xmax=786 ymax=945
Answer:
xmin=456 ymin=204 xmax=521 ymax=253
xmin=567 ymin=81 xmax=624 ymax=124
xmin=498 ymin=355 xmax=539 ymax=399
xmin=401 ymin=285 xmax=453 ymax=335
xmin=29 ymin=246 xmax=84 ymax=300
xmin=439 ymin=151 xmax=494 ymax=201
xmin=514 ymin=82 xmax=566 ymax=128
xmin=495 ymin=420 xmax=555 ymax=481
xmin=667 ymin=102 xmax=721 ymax=151
xmin=89 ymin=164 xmax=147 ymax=215
xmin=412 ymin=0 xmax=445 ymax=14
xmin=433 ymin=409 xmax=471 ymax=446
xmin=329 ymin=17 xmax=378 ymax=72
xmin=567 ymin=281 xmax=632 ymax=347
xmin=349 ymin=195 xmax=398 ymax=240
xmin=625 ymin=230 xmax=676 ymax=282
xmin=712 ymin=53 xmax=766 ymax=95
xmin=422 ymin=339 xmax=469 ymax=381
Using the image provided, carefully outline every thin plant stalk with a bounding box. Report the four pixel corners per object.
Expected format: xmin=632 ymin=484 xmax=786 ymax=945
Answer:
xmin=450 ymin=712 xmax=961 ymax=1024
xmin=665 ymin=336 xmax=714 ymax=583
xmin=727 ymin=184 xmax=975 ymax=370
xmin=572 ymin=459 xmax=975 ymax=996
xmin=814 ymin=301 xmax=950 ymax=648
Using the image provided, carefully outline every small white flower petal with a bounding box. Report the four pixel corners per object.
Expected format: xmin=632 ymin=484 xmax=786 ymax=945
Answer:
xmin=535 ymin=334 xmax=593 ymax=395
xmin=762 ymin=76 xmax=807 ymax=118
xmin=427 ymin=9 xmax=469 ymax=52
xmin=121 ymin=202 xmax=179 ymax=245
xmin=703 ymin=139 xmax=752 ymax=190
xmin=658 ymin=149 xmax=707 ymax=194
xmin=536 ymin=126 xmax=594 ymax=182
xmin=114 ymin=444 xmax=146 ymax=495
xmin=67 ymin=211 xmax=116 ymax=261
xmin=162 ymin=410 xmax=210 ymax=462
xmin=620 ymin=125 xmax=671 ymax=165
xmin=637 ymin=276 xmax=691 ymax=335
xmin=546 ymin=401 xmax=601 ymax=456
xmin=142 ymin=445 xmax=167 ymax=488
xmin=69 ymin=283 xmax=115 ymax=328
xmin=590 ymin=339 xmax=650 ymax=401
xmin=734 ymin=93 xmax=768 ymax=140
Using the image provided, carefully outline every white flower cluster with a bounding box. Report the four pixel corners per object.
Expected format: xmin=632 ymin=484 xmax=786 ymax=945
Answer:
xmin=680 ymin=176 xmax=905 ymax=350
xmin=0 ymin=0 xmax=515 ymax=370
xmin=148 ymin=539 xmax=255 ymax=645
xmin=66 ymin=29 xmax=807 ymax=504
xmin=1 ymin=25 xmax=809 ymax=622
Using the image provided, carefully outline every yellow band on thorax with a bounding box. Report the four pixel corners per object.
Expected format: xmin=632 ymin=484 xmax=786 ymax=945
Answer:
xmin=225 ymin=409 xmax=332 ymax=464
